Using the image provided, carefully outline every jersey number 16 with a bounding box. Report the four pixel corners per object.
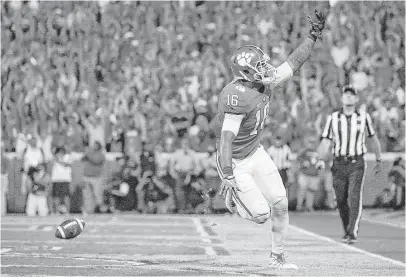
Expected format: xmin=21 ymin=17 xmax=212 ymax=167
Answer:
xmin=250 ymin=102 xmax=270 ymax=136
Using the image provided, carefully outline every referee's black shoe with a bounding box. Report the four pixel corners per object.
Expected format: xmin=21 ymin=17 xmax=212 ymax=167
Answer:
xmin=341 ymin=234 xmax=350 ymax=243
xmin=347 ymin=235 xmax=357 ymax=244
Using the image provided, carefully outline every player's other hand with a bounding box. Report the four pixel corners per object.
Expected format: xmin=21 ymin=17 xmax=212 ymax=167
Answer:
xmin=220 ymin=175 xmax=240 ymax=193
xmin=307 ymin=9 xmax=326 ymax=39
xmin=316 ymin=160 xmax=326 ymax=170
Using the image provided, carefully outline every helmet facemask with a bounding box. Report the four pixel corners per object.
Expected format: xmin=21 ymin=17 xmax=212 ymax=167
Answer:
xmin=253 ymin=54 xmax=277 ymax=85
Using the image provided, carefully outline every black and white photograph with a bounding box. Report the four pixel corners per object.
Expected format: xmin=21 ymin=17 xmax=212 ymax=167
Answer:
xmin=0 ymin=0 xmax=405 ymax=276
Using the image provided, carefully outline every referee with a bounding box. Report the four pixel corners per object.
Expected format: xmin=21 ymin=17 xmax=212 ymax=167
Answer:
xmin=318 ymin=85 xmax=383 ymax=244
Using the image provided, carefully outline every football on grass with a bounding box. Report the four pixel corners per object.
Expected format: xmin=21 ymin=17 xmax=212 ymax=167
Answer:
xmin=55 ymin=218 xmax=85 ymax=239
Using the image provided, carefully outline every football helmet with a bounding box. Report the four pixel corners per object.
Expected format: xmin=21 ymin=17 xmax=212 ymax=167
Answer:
xmin=230 ymin=45 xmax=276 ymax=84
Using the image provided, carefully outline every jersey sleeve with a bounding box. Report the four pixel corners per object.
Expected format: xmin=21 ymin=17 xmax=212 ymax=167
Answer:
xmin=321 ymin=115 xmax=333 ymax=140
xmin=221 ymin=113 xmax=244 ymax=135
xmin=365 ymin=112 xmax=376 ymax=137
xmin=219 ymin=85 xmax=252 ymax=115
xmin=270 ymin=62 xmax=294 ymax=88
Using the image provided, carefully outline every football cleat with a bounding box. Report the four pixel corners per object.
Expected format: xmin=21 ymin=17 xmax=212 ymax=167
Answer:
xmin=341 ymin=234 xmax=350 ymax=243
xmin=269 ymin=252 xmax=299 ymax=270
xmin=347 ymin=235 xmax=357 ymax=244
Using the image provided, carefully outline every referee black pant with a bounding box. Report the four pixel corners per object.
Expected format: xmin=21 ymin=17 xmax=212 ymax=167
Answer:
xmin=331 ymin=156 xmax=365 ymax=238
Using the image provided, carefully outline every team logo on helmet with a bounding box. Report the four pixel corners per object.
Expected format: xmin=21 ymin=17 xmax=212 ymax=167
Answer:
xmin=236 ymin=52 xmax=254 ymax=66
xmin=230 ymin=45 xmax=276 ymax=84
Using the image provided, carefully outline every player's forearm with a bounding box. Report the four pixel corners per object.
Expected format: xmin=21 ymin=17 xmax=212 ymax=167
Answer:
xmin=219 ymin=131 xmax=235 ymax=177
xmin=287 ymin=37 xmax=316 ymax=73
xmin=369 ymin=135 xmax=382 ymax=160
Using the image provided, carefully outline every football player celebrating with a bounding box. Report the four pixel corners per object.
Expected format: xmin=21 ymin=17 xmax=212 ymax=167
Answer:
xmin=213 ymin=10 xmax=325 ymax=269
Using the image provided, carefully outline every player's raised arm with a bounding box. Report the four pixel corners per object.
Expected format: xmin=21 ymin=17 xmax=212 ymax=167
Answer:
xmin=286 ymin=10 xmax=326 ymax=72
xmin=219 ymin=113 xmax=244 ymax=191
xmin=268 ymin=10 xmax=326 ymax=89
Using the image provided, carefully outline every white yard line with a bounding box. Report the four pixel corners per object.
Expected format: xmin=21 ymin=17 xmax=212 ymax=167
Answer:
xmin=0 ymin=248 xmax=12 ymax=254
xmin=361 ymin=217 xmax=405 ymax=229
xmin=290 ymin=225 xmax=406 ymax=268
xmin=1 ymin=274 xmax=227 ymax=277
xmin=1 ymin=221 xmax=193 ymax=227
xmin=192 ymin=218 xmax=217 ymax=257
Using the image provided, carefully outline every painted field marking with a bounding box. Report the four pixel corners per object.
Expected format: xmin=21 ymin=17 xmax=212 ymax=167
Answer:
xmin=1 ymin=221 xmax=194 ymax=227
xmin=0 ymin=248 xmax=12 ymax=254
xmin=43 ymin=226 xmax=54 ymax=231
xmin=1 ymin=274 xmax=232 ymax=277
xmin=290 ymin=225 xmax=406 ymax=268
xmin=362 ymin=217 xmax=405 ymax=229
xmin=192 ymin=218 xmax=217 ymax=257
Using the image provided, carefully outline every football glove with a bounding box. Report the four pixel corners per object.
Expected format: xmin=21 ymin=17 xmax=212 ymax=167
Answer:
xmin=219 ymin=175 xmax=240 ymax=196
xmin=307 ymin=9 xmax=326 ymax=41
xmin=316 ymin=160 xmax=326 ymax=170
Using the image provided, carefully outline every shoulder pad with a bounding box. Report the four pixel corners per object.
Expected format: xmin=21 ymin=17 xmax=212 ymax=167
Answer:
xmin=219 ymin=84 xmax=253 ymax=114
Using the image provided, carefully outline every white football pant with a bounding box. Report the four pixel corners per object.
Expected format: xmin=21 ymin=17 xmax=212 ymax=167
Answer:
xmin=217 ymin=145 xmax=289 ymax=254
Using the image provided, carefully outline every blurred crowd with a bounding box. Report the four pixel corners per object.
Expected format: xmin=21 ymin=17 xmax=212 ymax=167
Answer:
xmin=1 ymin=1 xmax=405 ymax=215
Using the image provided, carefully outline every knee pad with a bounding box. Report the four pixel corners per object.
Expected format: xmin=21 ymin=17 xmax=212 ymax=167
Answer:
xmin=252 ymin=211 xmax=270 ymax=224
xmin=251 ymin=202 xmax=271 ymax=224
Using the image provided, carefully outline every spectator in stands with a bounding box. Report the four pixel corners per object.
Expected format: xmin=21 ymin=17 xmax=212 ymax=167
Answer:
xmin=170 ymin=138 xmax=197 ymax=213
xmin=136 ymin=170 xmax=174 ymax=214
xmin=105 ymin=156 xmax=133 ymax=213
xmin=80 ymin=109 xmax=107 ymax=149
xmin=200 ymin=145 xmax=220 ymax=212
xmin=296 ymin=135 xmax=322 ymax=212
xmin=1 ymin=142 xmax=9 ymax=215
xmin=20 ymin=134 xmax=45 ymax=195
xmin=154 ymin=140 xmax=177 ymax=209
xmin=25 ymin=163 xmax=51 ymax=216
xmin=321 ymin=155 xmax=337 ymax=210
xmin=184 ymin=173 xmax=206 ymax=214
xmin=266 ymin=136 xmax=292 ymax=188
xmin=124 ymin=113 xmax=146 ymax=158
xmin=388 ymin=157 xmax=405 ymax=210
xmin=81 ymin=141 xmax=106 ymax=214
xmin=106 ymin=114 xmax=125 ymax=153
xmin=65 ymin=114 xmax=87 ymax=155
xmin=50 ymin=147 xmax=72 ymax=214
xmin=188 ymin=114 xmax=216 ymax=153
xmin=107 ymin=154 xmax=142 ymax=212
xmin=1 ymin=1 xmax=405 ymax=215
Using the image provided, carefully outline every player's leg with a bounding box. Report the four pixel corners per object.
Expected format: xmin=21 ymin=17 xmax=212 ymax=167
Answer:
xmin=347 ymin=161 xmax=365 ymax=242
xmin=296 ymin=173 xmax=307 ymax=211
xmin=38 ymin=195 xmax=49 ymax=216
xmin=26 ymin=193 xmax=36 ymax=216
xmin=252 ymin=147 xmax=288 ymax=255
xmin=251 ymin=147 xmax=299 ymax=268
xmin=305 ymin=175 xmax=320 ymax=212
xmin=232 ymin=170 xmax=271 ymax=224
xmin=323 ymin=169 xmax=337 ymax=209
xmin=217 ymin=152 xmax=271 ymax=223
xmin=331 ymin=163 xmax=350 ymax=240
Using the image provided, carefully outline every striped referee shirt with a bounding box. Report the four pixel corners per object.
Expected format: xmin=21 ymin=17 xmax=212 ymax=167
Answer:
xmin=321 ymin=109 xmax=376 ymax=157
xmin=267 ymin=144 xmax=292 ymax=170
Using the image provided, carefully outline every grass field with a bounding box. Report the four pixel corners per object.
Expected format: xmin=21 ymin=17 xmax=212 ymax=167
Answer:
xmin=1 ymin=211 xmax=405 ymax=276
